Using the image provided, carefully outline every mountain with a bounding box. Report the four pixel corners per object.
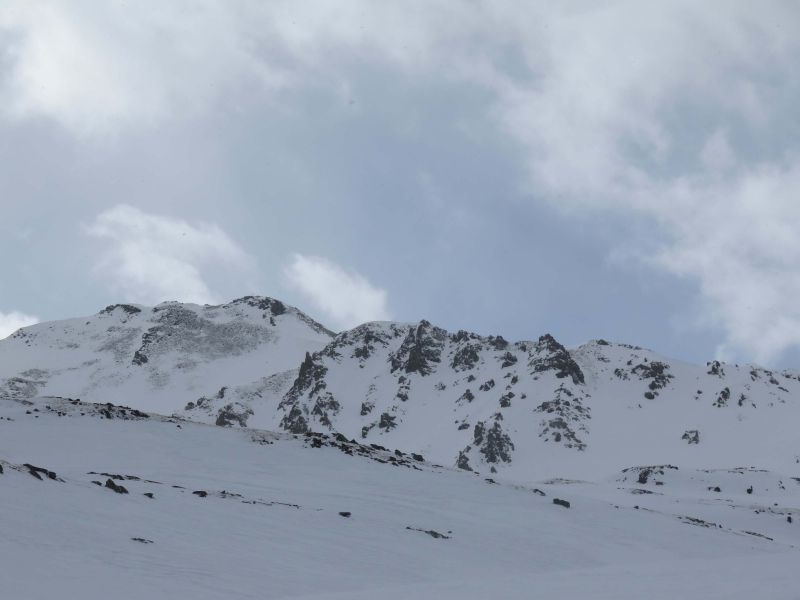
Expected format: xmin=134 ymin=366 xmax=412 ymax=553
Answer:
xmin=0 ymin=296 xmax=334 ymax=414
xmin=3 ymin=296 xmax=800 ymax=482
xmin=3 ymin=298 xmax=799 ymax=597
xmin=180 ymin=319 xmax=800 ymax=481
xmin=1 ymin=394 xmax=798 ymax=599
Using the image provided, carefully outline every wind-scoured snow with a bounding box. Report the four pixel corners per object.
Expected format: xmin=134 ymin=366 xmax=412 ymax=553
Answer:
xmin=0 ymin=296 xmax=333 ymax=414
xmin=1 ymin=395 xmax=798 ymax=599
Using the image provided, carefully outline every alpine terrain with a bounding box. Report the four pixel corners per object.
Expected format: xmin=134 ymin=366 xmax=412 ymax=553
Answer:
xmin=2 ymin=296 xmax=798 ymax=599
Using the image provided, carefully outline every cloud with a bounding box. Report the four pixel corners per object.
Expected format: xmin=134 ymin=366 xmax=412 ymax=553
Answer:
xmin=5 ymin=2 xmax=800 ymax=361
xmin=84 ymin=205 xmax=253 ymax=306
xmin=284 ymin=254 xmax=391 ymax=330
xmin=0 ymin=310 xmax=38 ymax=340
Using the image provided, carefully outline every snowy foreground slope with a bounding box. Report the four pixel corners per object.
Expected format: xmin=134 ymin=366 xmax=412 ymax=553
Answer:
xmin=181 ymin=320 xmax=800 ymax=481
xmin=1 ymin=396 xmax=798 ymax=599
xmin=0 ymin=296 xmax=333 ymax=414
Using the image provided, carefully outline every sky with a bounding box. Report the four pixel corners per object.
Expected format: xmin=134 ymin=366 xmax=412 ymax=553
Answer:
xmin=1 ymin=1 xmax=800 ymax=368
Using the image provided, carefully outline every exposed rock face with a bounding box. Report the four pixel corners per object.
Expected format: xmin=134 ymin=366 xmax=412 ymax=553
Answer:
xmin=528 ymin=334 xmax=585 ymax=384
xmin=389 ymin=321 xmax=447 ymax=376
xmin=534 ymin=385 xmax=590 ymax=450
xmin=215 ymin=403 xmax=254 ymax=428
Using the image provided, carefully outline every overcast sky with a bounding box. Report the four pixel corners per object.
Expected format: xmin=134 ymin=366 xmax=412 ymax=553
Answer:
xmin=2 ymin=1 xmax=800 ymax=368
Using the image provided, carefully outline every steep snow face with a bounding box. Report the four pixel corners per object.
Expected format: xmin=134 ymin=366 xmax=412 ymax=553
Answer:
xmin=0 ymin=297 xmax=333 ymax=413
xmin=182 ymin=322 xmax=800 ymax=482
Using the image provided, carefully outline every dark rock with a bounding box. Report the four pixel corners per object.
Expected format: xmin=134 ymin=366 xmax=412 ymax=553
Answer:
xmin=456 ymin=449 xmax=472 ymax=471
xmin=500 ymin=352 xmax=518 ymax=368
xmin=631 ymin=361 xmax=673 ymax=390
xmin=747 ymin=486 xmax=753 ymax=494
xmin=144 ymin=493 xmax=154 ymax=499
xmin=100 ymin=304 xmax=142 ymax=315
xmin=553 ymin=498 xmax=570 ymax=508
xmin=707 ymin=360 xmax=724 ymax=377
xmin=412 ymin=453 xmax=424 ymax=462
xmin=478 ymin=422 xmax=514 ymax=464
xmin=534 ymin=385 xmax=589 ymax=451
xmin=458 ymin=422 xmax=470 ymax=430
xmin=451 ymin=342 xmax=482 ymax=371
xmin=132 ymin=350 xmax=149 ymax=365
xmin=712 ymin=387 xmax=731 ymax=408
xmin=479 ymin=379 xmax=495 ymax=392
xmin=131 ymin=538 xmax=153 ymax=544
xmin=458 ymin=389 xmax=475 ymax=404
xmin=24 ymin=464 xmax=57 ymax=481
xmin=215 ymin=402 xmax=253 ymax=428
xmin=406 ymin=527 xmax=450 ymax=539
xmin=193 ymin=490 xmax=208 ymax=498
xmin=378 ymin=413 xmax=397 ymax=431
xmin=388 ymin=321 xmax=446 ymax=376
xmin=105 ymin=479 xmax=129 ymax=494
xmin=528 ymin=334 xmax=585 ymax=384
xmin=92 ymin=481 xmax=102 ymax=486
xmin=339 ymin=511 xmax=351 ymax=518
xmin=682 ymin=430 xmax=700 ymax=445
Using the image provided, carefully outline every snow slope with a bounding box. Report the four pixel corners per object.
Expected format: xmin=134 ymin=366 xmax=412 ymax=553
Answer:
xmin=1 ymin=395 xmax=798 ymax=599
xmin=0 ymin=296 xmax=333 ymax=414
xmin=181 ymin=320 xmax=800 ymax=482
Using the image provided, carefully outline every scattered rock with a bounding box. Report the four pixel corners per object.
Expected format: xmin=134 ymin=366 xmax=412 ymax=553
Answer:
xmin=406 ymin=527 xmax=450 ymax=539
xmin=553 ymin=498 xmax=570 ymax=508
xmin=131 ymin=538 xmax=153 ymax=544
xmin=682 ymin=429 xmax=700 ymax=445
xmin=144 ymin=493 xmax=154 ymax=499
xmin=193 ymin=490 xmax=208 ymax=498
xmin=105 ymin=479 xmax=129 ymax=494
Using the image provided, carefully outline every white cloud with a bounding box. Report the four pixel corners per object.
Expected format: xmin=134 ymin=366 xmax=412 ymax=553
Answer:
xmin=84 ymin=205 xmax=253 ymax=306
xmin=0 ymin=310 xmax=38 ymax=340
xmin=283 ymin=254 xmax=391 ymax=330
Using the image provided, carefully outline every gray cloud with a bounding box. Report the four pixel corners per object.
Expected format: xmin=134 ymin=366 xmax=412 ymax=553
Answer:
xmin=2 ymin=1 xmax=799 ymax=365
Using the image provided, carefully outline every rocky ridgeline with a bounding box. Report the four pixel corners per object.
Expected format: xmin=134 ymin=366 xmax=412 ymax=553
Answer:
xmin=182 ymin=317 xmax=800 ymax=478
xmin=184 ymin=320 xmax=600 ymax=474
xmin=4 ymin=295 xmax=800 ymax=478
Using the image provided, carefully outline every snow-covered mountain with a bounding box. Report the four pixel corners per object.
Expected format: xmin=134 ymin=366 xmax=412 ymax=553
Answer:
xmin=3 ymin=297 xmax=800 ymax=482
xmin=3 ymin=298 xmax=800 ymax=597
xmin=0 ymin=296 xmax=333 ymax=414
xmin=180 ymin=319 xmax=800 ymax=481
